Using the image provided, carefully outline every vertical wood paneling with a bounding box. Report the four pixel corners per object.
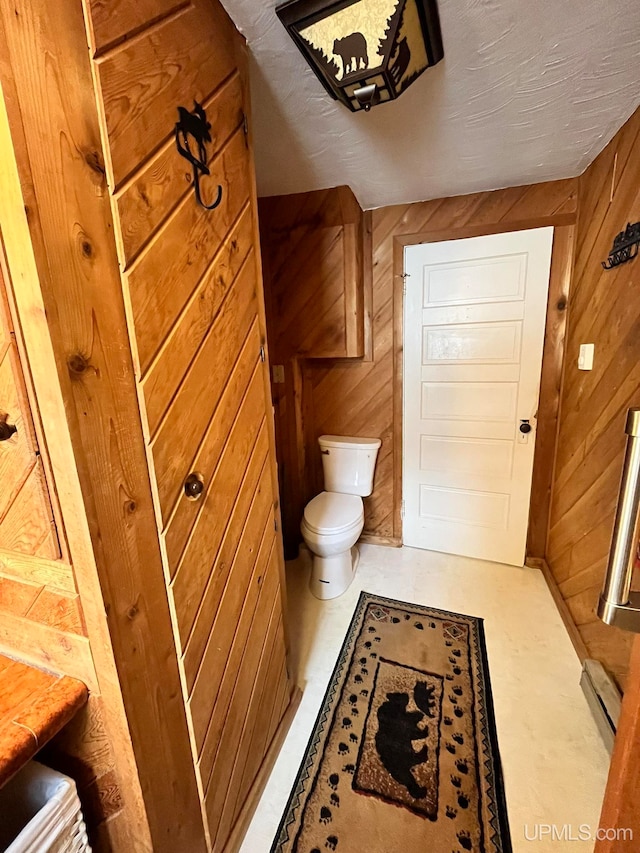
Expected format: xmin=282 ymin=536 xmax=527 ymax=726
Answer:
xmin=547 ymin=108 xmax=640 ymax=689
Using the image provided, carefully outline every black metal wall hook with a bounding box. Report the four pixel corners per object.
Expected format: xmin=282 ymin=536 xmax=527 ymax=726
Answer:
xmin=602 ymin=222 xmax=640 ymax=269
xmin=175 ymin=101 xmax=223 ymax=210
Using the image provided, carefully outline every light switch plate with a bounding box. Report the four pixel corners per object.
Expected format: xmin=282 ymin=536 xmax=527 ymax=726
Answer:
xmin=578 ymin=343 xmax=595 ymax=371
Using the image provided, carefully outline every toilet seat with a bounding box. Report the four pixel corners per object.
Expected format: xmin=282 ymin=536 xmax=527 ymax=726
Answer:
xmin=303 ymin=491 xmax=363 ymax=536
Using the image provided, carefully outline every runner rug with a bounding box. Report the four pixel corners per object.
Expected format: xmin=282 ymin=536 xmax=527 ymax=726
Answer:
xmin=271 ymin=592 xmax=512 ymax=853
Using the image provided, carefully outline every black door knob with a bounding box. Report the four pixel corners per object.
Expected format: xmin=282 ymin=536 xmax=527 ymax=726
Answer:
xmin=184 ymin=473 xmax=204 ymax=500
xmin=519 ymin=420 xmax=532 ymax=434
xmin=0 ymin=416 xmax=17 ymax=441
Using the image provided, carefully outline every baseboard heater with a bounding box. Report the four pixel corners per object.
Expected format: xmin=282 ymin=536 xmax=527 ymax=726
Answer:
xmin=580 ymin=659 xmax=621 ymax=754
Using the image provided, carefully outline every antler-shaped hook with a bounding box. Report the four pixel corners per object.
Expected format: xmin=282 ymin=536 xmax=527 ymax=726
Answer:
xmin=175 ymin=101 xmax=223 ymax=211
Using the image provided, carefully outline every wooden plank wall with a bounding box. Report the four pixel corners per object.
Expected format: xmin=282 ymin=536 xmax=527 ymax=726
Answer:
xmin=0 ymin=254 xmax=126 ymax=845
xmin=547 ymin=107 xmax=640 ymax=690
xmin=0 ymin=267 xmax=59 ymax=561
xmin=0 ymin=0 xmax=205 ymax=848
xmin=84 ymin=1 xmax=292 ymax=849
xmin=262 ymin=179 xmax=578 ymax=550
xmin=259 ymin=187 xmax=366 ymax=555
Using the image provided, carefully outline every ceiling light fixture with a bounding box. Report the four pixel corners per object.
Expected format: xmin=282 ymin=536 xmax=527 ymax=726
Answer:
xmin=276 ymin=0 xmax=444 ymax=112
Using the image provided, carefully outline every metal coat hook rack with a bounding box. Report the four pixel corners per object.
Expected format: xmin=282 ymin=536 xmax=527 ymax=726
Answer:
xmin=602 ymin=221 xmax=640 ymax=270
xmin=175 ymin=101 xmax=223 ymax=210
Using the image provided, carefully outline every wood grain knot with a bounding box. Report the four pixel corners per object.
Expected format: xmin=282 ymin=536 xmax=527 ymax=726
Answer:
xmin=127 ymin=604 xmax=139 ymax=621
xmin=67 ymin=353 xmax=89 ymax=376
xmin=126 ymin=500 xmax=137 ymax=514
xmin=556 ymin=297 xmax=567 ymax=311
xmin=81 ymin=240 xmax=93 ymax=259
xmin=84 ymin=149 xmax=105 ymax=176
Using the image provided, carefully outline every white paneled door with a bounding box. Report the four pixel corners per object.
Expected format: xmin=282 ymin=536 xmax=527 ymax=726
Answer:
xmin=402 ymin=228 xmax=554 ymax=566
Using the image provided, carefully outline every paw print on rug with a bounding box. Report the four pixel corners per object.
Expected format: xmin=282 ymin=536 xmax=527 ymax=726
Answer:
xmin=455 ymin=758 xmax=469 ymax=775
xmin=443 ymin=715 xmax=453 ymax=726
xmin=374 ymin=636 xmax=381 ymax=643
xmin=449 ymin=656 xmax=457 ymax=664
xmin=404 ymin=614 xmax=411 ymax=620
xmin=326 ymin=836 xmax=339 ymax=850
xmin=351 ymin=707 xmax=359 ymax=717
xmin=453 ymin=665 xmax=462 ymax=675
xmin=446 ymin=674 xmax=454 ymax=682
xmin=450 ymin=775 xmax=461 ymax=788
xmin=360 ymin=689 xmax=369 ymax=697
xmin=341 ymin=717 xmax=352 ymax=729
xmin=370 ymin=652 xmax=377 ymax=659
xmin=452 ymin=649 xmax=462 ymax=657
xmin=453 ymin=686 xmax=463 ymax=696
xmin=448 ymin=693 xmax=458 ymax=705
xmin=458 ymin=792 xmax=470 ymax=809
xmin=330 ymin=793 xmax=340 ymax=808
xmin=311 ymin=848 xmax=321 ymax=853
xmin=457 ymin=830 xmax=472 ymax=850
xmin=454 ymin=707 xmax=464 ymax=718
xmin=414 ymin=622 xmax=424 ymax=630
xmin=429 ymin=621 xmax=436 ymax=629
xmin=368 ymin=626 xmax=376 ymax=633
xmin=445 ymin=640 xmax=453 ymax=647
xmin=391 ymin=616 xmax=400 ymax=623
xmin=446 ymin=805 xmax=457 ymax=819
xmin=364 ymin=641 xmax=372 ymax=649
xmin=354 ymin=675 xmax=363 ymax=684
xmin=453 ymin=732 xmax=464 ymax=745
xmin=328 ymin=773 xmax=339 ymax=790
xmin=349 ymin=733 xmax=358 ymax=743
xmin=338 ymin=742 xmax=349 ymax=755
xmin=360 ymin=667 xmax=369 ymax=677
xmin=343 ymin=763 xmax=355 ymax=775
xmin=348 ymin=694 xmax=358 ymax=706
xmin=359 ymin=657 xmax=368 ymax=666
xmin=445 ymin=742 xmax=456 ymax=755
xmin=319 ymin=807 xmax=332 ymax=825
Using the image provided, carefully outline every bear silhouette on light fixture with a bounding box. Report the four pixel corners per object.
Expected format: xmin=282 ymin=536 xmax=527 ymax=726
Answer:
xmin=332 ymin=32 xmax=368 ymax=76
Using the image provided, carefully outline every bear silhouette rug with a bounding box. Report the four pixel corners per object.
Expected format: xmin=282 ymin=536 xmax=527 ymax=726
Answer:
xmin=271 ymin=592 xmax=512 ymax=853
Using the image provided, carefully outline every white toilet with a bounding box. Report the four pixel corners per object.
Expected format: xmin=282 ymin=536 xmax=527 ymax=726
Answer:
xmin=301 ymin=435 xmax=381 ymax=600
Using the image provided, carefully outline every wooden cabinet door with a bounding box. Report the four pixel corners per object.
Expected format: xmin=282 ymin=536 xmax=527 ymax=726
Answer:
xmin=82 ymin=1 xmax=292 ymax=848
xmin=0 ymin=264 xmax=60 ymax=561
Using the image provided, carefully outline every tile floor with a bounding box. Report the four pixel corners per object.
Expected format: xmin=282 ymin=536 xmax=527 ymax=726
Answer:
xmin=240 ymin=544 xmax=610 ymax=852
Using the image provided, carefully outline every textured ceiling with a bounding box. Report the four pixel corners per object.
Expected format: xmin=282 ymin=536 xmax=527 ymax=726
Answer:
xmin=221 ymin=0 xmax=640 ymax=209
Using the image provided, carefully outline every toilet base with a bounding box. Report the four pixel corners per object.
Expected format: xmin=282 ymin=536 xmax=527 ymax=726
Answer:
xmin=309 ymin=546 xmax=359 ymax=600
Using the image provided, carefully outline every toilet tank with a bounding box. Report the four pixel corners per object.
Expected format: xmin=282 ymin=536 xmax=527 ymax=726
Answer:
xmin=318 ymin=435 xmax=381 ymax=497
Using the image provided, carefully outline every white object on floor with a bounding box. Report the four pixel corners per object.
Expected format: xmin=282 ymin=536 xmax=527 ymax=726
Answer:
xmin=240 ymin=544 xmax=609 ymax=853
xmin=0 ymin=761 xmax=91 ymax=853
xmin=403 ymin=229 xmax=554 ymax=566
xmin=301 ymin=435 xmax=380 ymax=599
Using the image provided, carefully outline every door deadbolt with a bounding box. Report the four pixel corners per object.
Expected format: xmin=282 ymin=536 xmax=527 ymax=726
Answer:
xmin=184 ymin=472 xmax=205 ymax=500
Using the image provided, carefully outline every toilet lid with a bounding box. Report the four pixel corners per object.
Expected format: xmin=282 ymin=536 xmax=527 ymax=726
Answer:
xmin=303 ymin=491 xmax=363 ymax=535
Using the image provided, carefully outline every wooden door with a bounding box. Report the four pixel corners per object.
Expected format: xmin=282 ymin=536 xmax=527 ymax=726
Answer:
xmin=0 ymin=263 xmax=59 ymax=561
xmin=81 ymin=1 xmax=292 ymax=848
xmin=402 ymin=228 xmax=553 ymax=565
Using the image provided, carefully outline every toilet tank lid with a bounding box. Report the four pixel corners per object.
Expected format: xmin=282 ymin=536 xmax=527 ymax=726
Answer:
xmin=318 ymin=435 xmax=381 ymax=450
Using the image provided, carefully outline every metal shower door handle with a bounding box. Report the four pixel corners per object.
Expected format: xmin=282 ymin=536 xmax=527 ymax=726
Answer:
xmin=598 ymin=408 xmax=640 ymax=632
